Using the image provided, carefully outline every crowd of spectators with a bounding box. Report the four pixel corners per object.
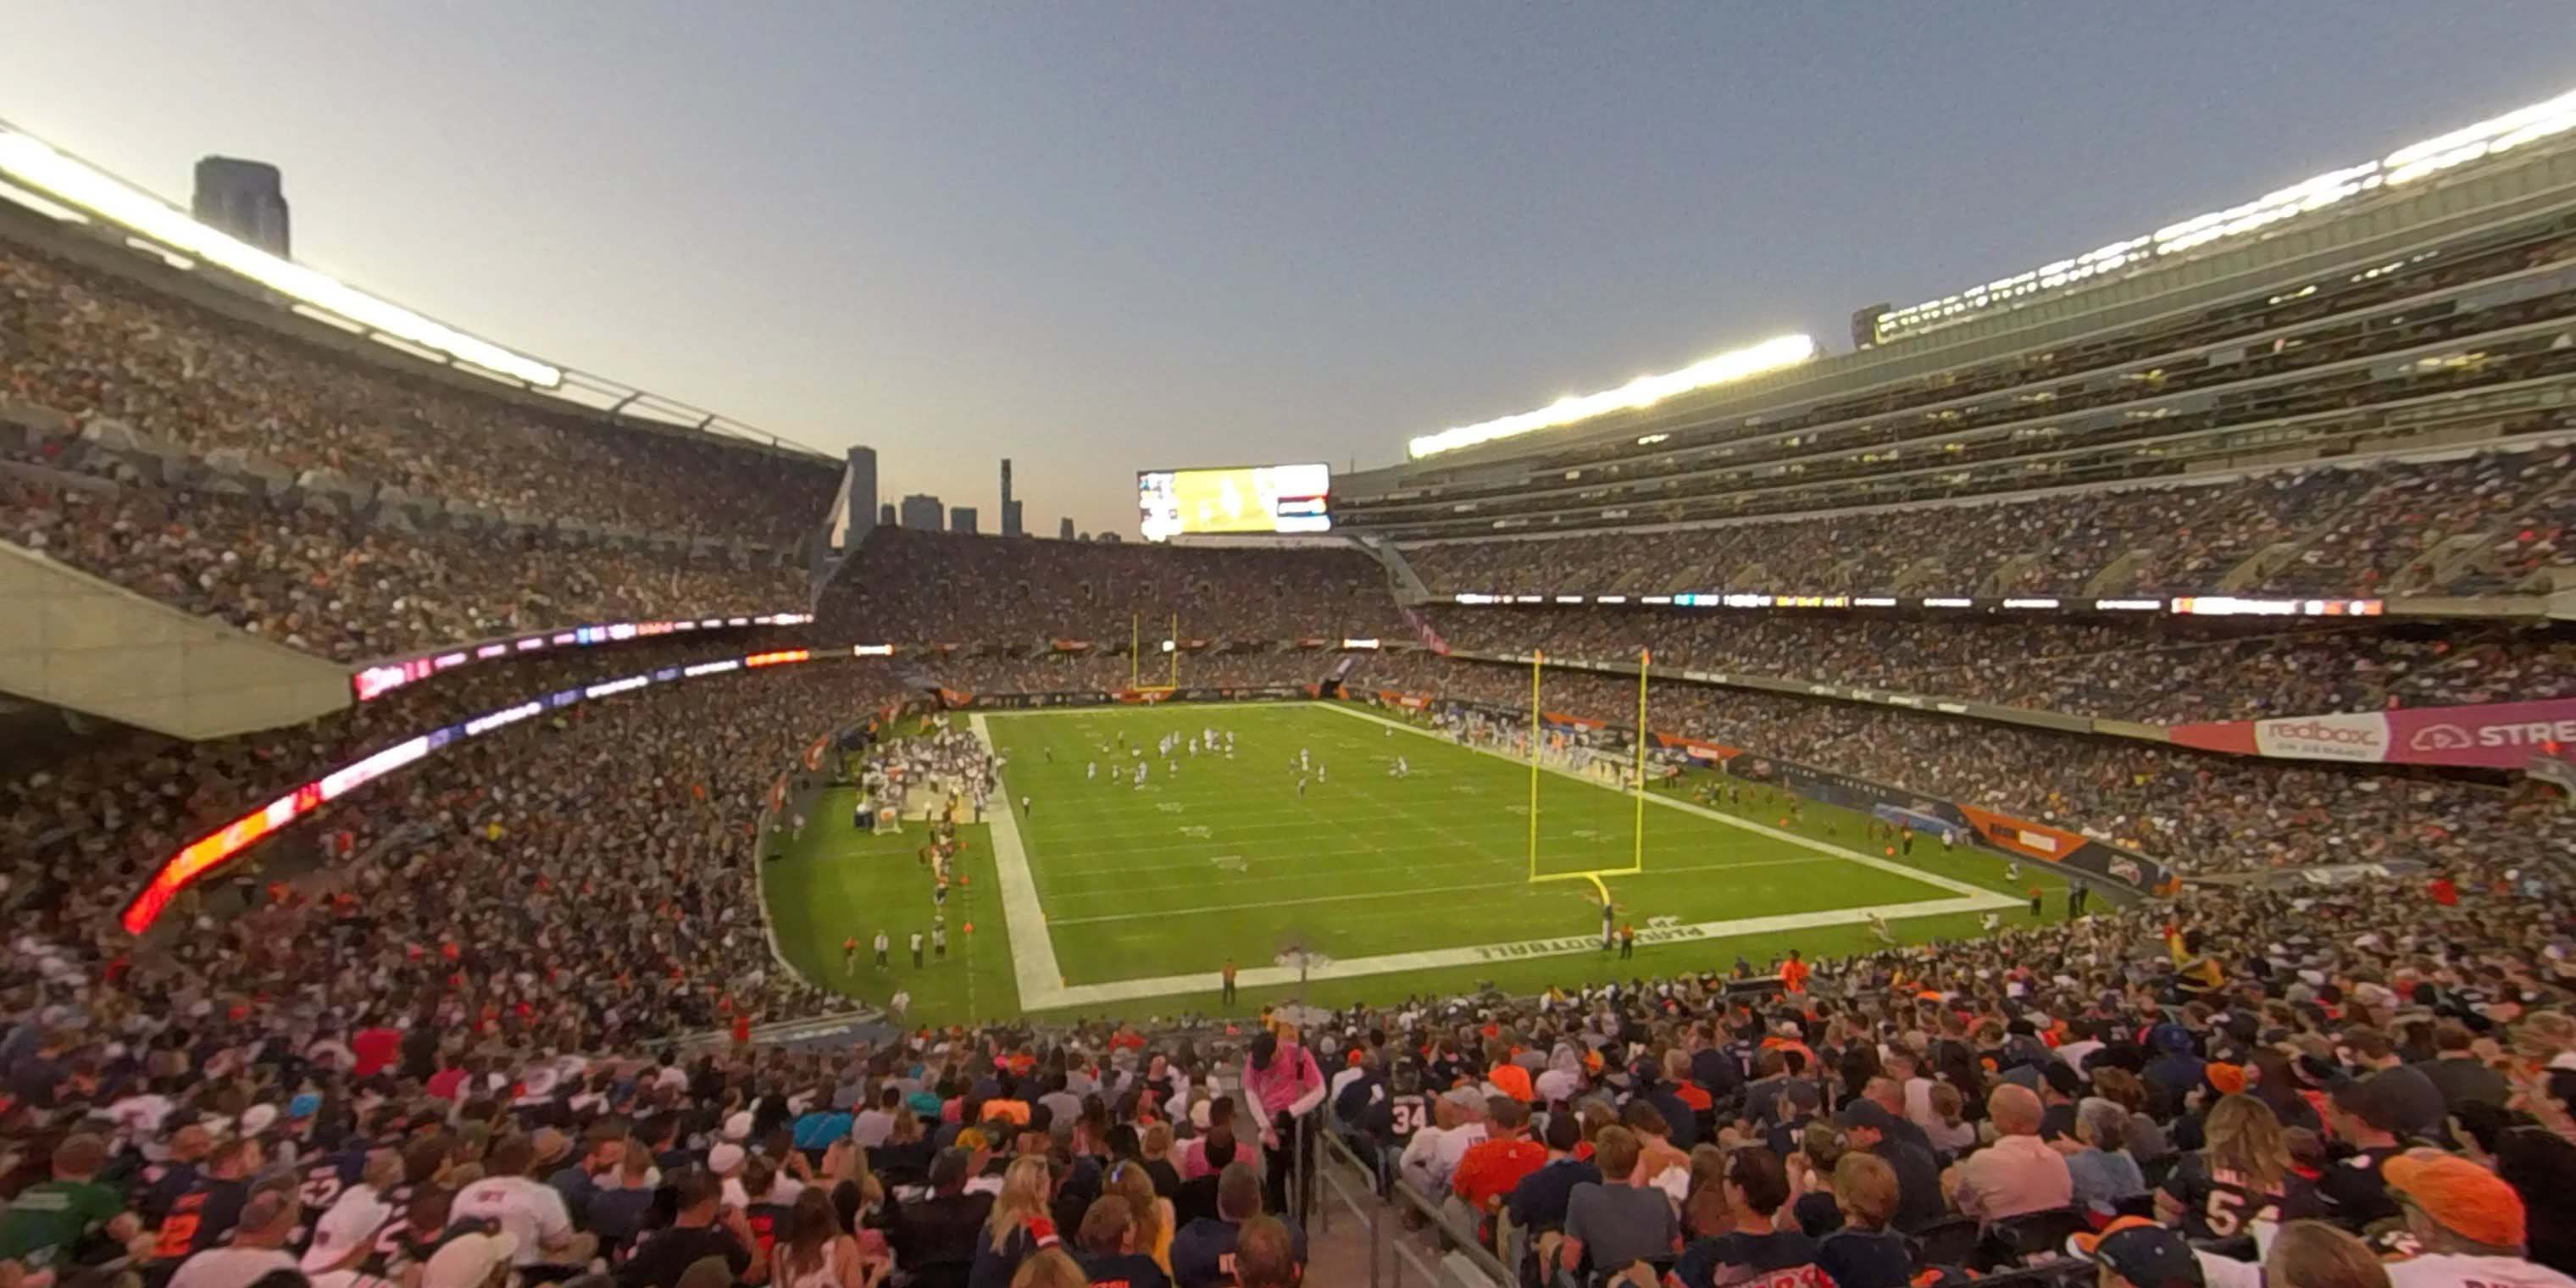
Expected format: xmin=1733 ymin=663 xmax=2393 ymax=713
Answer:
xmin=1396 ymin=218 xmax=2576 ymax=488
xmin=3 ymin=742 xmax=2572 ymax=1288
xmin=1324 ymin=854 xmax=2576 ymax=1288
xmin=921 ymin=652 xmax=1339 ymax=697
xmin=0 ymin=458 xmax=804 ymax=663
xmin=1397 ymin=445 xmax=2575 ymax=601
xmin=1346 ymin=652 xmax=2574 ymax=878
xmin=819 ymin=529 xmax=1410 ymax=645
xmin=2 ymin=244 xmax=840 ymax=544
xmin=0 ymin=231 xmax=836 ymax=663
xmin=1420 ymin=610 xmax=2576 ymax=724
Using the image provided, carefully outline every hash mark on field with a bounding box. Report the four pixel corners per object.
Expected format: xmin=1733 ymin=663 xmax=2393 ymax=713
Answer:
xmin=1179 ymin=825 xmax=1212 ymax=838
xmin=1155 ymin=802 xmax=1185 ymax=813
xmin=1210 ymin=855 xmax=1246 ymax=872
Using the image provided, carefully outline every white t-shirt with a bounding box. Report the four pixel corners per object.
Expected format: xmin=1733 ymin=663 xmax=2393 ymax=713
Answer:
xmin=450 ymin=1174 xmax=573 ymax=1265
xmin=169 ymin=1247 xmax=299 ymax=1288
xmin=2385 ymin=1254 xmax=2576 ymax=1288
xmin=852 ymin=1108 xmax=897 ymax=1148
xmin=724 ymin=1175 xmax=808 ymax=1209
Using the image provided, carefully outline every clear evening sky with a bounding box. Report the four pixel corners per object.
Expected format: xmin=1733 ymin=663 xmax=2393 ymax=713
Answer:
xmin=11 ymin=4 xmax=2574 ymax=537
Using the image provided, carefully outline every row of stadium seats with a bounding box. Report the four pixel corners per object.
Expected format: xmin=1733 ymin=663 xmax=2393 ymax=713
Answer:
xmin=1357 ymin=212 xmax=2576 ymax=508
xmin=1397 ymin=444 xmax=2576 ymax=598
xmin=1418 ymin=608 xmax=2576 ymax=724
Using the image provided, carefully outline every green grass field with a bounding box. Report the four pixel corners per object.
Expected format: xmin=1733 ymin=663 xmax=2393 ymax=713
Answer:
xmin=761 ymin=701 xmax=2070 ymax=1024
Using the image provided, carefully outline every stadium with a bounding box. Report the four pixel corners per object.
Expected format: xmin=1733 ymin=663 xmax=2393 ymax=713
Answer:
xmin=3 ymin=32 xmax=2576 ymax=1288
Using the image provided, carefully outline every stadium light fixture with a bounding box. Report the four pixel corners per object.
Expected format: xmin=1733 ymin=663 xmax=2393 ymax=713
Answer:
xmin=1875 ymin=84 xmax=2576 ymax=343
xmin=0 ymin=125 xmax=563 ymax=389
xmin=1407 ymin=333 xmax=1817 ymax=460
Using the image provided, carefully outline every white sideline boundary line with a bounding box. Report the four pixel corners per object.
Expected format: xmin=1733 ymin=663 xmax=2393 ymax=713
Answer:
xmin=983 ymin=702 xmax=2016 ymax=1011
xmin=970 ymin=714 xmax=1071 ymax=1009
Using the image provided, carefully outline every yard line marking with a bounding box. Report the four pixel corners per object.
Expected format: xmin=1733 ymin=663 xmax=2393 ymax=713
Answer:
xmin=1041 ymin=855 xmax=1846 ymax=924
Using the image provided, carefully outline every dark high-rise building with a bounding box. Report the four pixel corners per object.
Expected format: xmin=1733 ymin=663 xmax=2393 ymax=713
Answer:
xmin=829 ymin=446 xmax=877 ymax=551
xmin=1058 ymin=517 xmax=1074 ymax=541
xmin=951 ymin=506 xmax=980 ymax=534
xmin=878 ymin=502 xmax=897 ymax=527
xmin=1000 ymin=459 xmax=1020 ymax=536
xmin=898 ymin=493 xmax=942 ymax=530
xmin=192 ymin=157 xmax=291 ymax=258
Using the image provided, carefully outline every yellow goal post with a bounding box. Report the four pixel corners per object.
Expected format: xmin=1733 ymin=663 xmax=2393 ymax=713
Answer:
xmin=1524 ymin=647 xmax=1651 ymax=902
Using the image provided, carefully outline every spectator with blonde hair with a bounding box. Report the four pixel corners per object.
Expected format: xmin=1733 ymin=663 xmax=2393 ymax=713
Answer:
xmin=2157 ymin=1095 xmax=2318 ymax=1241
xmin=971 ymin=1156 xmax=1058 ymax=1288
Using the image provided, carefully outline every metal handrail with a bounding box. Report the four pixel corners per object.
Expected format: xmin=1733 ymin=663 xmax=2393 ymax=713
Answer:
xmin=1313 ymin=1116 xmax=1516 ymax=1287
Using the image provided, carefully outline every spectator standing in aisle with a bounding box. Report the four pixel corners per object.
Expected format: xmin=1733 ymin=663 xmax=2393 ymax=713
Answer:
xmin=1243 ymin=1029 xmax=1325 ymax=1220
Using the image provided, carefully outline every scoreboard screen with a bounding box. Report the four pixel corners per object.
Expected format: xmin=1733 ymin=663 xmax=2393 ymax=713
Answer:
xmin=1137 ymin=463 xmax=1331 ymax=541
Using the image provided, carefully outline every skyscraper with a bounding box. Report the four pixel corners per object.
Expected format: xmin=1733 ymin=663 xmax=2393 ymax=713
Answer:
xmin=828 ymin=446 xmax=877 ymax=551
xmin=951 ymin=506 xmax=980 ymax=534
xmin=898 ymin=493 xmax=942 ymax=530
xmin=1000 ymin=459 xmax=1021 ymax=536
xmin=192 ymin=158 xmax=291 ymax=258
xmin=878 ymin=502 xmax=897 ymax=528
xmin=1058 ymin=517 xmax=1074 ymax=541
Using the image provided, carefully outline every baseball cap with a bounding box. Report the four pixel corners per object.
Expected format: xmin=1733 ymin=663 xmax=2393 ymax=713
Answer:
xmin=1831 ymin=1099 xmax=1896 ymax=1132
xmin=708 ymin=1142 xmax=747 ymax=1174
xmin=288 ymin=1093 xmax=323 ymax=1120
xmin=300 ymin=1191 xmax=393 ymax=1274
xmin=722 ymin=1110 xmax=754 ymax=1141
xmin=2384 ymin=1150 xmax=2525 ymax=1247
xmin=2070 ymin=1216 xmax=2205 ymax=1288
xmin=2205 ymin=1063 xmax=2248 ymax=1096
xmin=421 ymin=1231 xmax=519 ymax=1288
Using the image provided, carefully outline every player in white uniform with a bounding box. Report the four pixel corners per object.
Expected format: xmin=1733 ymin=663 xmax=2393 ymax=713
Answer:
xmin=1296 ymin=775 xmax=1308 ymax=797
xmin=1868 ymin=912 xmax=1895 ymax=945
xmin=1134 ymin=763 xmax=1148 ymax=788
xmin=1299 ymin=747 xmax=1310 ymax=771
xmin=1316 ymin=762 xmax=1326 ymax=783
xmin=1087 ymin=761 xmax=1096 ymax=781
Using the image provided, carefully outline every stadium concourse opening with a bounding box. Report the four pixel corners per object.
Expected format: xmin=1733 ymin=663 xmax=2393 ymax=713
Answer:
xmin=760 ymin=699 xmax=2036 ymax=1023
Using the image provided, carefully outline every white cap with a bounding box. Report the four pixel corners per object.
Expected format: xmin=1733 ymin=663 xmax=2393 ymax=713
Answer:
xmin=722 ymin=1110 xmax=754 ymax=1141
xmin=301 ymin=1189 xmax=393 ymax=1273
xmin=708 ymin=1143 xmax=747 ymax=1174
xmin=239 ymin=1104 xmax=279 ymax=1136
xmin=421 ymin=1232 xmax=519 ymax=1288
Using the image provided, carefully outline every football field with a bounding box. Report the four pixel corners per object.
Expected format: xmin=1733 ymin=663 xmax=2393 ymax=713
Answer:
xmin=761 ymin=701 xmax=2061 ymax=1024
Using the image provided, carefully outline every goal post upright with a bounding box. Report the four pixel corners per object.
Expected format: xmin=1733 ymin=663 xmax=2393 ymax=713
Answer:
xmin=1634 ymin=647 xmax=1649 ymax=874
xmin=1130 ymin=613 xmax=1140 ymax=690
xmin=1169 ymin=613 xmax=1180 ymax=689
xmin=1527 ymin=648 xmax=1542 ymax=884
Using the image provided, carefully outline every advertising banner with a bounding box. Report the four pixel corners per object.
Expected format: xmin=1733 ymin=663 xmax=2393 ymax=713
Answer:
xmin=2170 ymin=697 xmax=2576 ymax=769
